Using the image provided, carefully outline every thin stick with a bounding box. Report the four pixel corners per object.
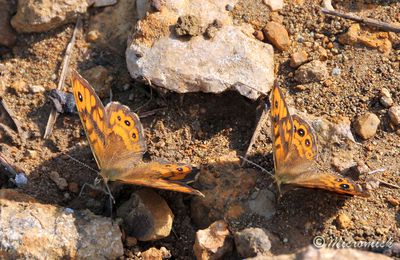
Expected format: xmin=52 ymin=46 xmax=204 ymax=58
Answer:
xmin=368 ymin=168 xmax=386 ymax=175
xmin=44 ymin=18 xmax=82 ymax=139
xmin=241 ymin=106 xmax=269 ymax=166
xmin=139 ymin=107 xmax=165 ymax=118
xmin=321 ymin=8 xmax=400 ymax=33
xmin=378 ymin=179 xmax=400 ymax=190
xmin=135 ymin=78 xmax=153 ymax=113
xmin=0 ymin=153 xmax=18 ymax=178
xmin=0 ymin=98 xmax=23 ymax=135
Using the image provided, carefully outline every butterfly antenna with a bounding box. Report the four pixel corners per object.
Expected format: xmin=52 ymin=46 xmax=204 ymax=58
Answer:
xmin=103 ymin=181 xmax=115 ymax=219
xmin=65 ymin=154 xmax=99 ymax=174
xmin=242 ymin=84 xmax=269 ymax=97
xmin=238 ymin=156 xmax=275 ymax=179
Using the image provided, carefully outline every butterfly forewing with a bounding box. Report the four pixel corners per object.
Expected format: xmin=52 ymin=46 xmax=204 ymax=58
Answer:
xmin=270 ymin=82 xmax=294 ymax=173
xmin=71 ymin=70 xmax=107 ymax=169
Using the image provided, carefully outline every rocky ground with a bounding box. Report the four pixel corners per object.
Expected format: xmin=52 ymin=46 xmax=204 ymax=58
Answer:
xmin=0 ymin=0 xmax=399 ymax=259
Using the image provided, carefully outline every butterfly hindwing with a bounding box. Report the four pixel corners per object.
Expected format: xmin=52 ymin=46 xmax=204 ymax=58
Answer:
xmin=291 ymin=115 xmax=318 ymax=161
xmin=288 ymin=173 xmax=368 ymax=197
xmin=101 ymin=102 xmax=147 ymax=170
xmin=108 ymin=162 xmax=204 ymax=196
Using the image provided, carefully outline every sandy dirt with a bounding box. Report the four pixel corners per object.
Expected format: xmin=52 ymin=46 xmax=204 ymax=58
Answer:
xmin=0 ymin=0 xmax=399 ymax=259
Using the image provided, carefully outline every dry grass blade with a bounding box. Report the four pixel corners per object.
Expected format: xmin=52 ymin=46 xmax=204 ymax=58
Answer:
xmin=43 ymin=17 xmax=82 ymax=139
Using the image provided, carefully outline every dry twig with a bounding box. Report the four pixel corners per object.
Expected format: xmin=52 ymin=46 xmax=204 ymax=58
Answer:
xmin=43 ymin=18 xmax=82 ymax=139
xmin=241 ymin=104 xmax=269 ymax=166
xmin=321 ymin=8 xmax=400 ymax=33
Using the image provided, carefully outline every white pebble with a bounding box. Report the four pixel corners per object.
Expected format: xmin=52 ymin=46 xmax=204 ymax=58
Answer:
xmin=15 ymin=173 xmax=28 ymax=186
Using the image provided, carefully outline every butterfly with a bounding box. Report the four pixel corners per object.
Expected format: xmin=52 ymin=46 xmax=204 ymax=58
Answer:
xmin=71 ymin=70 xmax=203 ymax=197
xmin=270 ymin=82 xmax=369 ymax=197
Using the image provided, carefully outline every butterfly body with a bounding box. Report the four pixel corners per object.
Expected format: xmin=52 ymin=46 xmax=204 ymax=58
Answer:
xmin=270 ymin=82 xmax=368 ymax=197
xmin=72 ymin=70 xmax=203 ymax=196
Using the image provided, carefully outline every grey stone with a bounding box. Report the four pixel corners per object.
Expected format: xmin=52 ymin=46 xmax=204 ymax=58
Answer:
xmin=234 ymin=228 xmax=271 ymax=258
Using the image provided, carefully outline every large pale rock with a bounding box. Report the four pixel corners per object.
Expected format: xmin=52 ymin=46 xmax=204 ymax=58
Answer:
xmin=127 ymin=0 xmax=274 ymax=100
xmin=116 ymin=189 xmax=174 ymax=241
xmin=0 ymin=189 xmax=123 ymax=259
xmin=11 ymin=0 xmax=89 ymax=33
xmin=250 ymin=246 xmax=392 ymax=260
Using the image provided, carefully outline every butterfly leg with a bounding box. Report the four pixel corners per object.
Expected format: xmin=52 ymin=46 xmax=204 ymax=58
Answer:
xmin=104 ymin=181 xmax=116 ymax=204
xmin=275 ymin=182 xmax=283 ymax=201
xmin=79 ymin=182 xmax=100 ymax=197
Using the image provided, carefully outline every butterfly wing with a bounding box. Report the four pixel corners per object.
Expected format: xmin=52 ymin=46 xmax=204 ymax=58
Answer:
xmin=106 ymin=162 xmax=204 ymax=196
xmin=270 ymin=82 xmax=294 ymax=174
xmin=71 ymin=70 xmax=107 ymax=169
xmin=271 ymin=85 xmax=368 ymax=196
xmin=288 ymin=173 xmax=369 ymax=197
xmin=278 ymin=114 xmax=318 ymax=179
xmin=101 ymin=102 xmax=147 ymax=170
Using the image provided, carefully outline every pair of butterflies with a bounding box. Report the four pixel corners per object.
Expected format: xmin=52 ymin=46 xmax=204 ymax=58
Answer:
xmin=71 ymin=70 xmax=368 ymax=197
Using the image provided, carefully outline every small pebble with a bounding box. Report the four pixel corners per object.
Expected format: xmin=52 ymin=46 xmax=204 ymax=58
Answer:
xmin=64 ymin=192 xmax=71 ymax=199
xmin=353 ymin=112 xmax=380 ymax=140
xmin=11 ymin=80 xmax=28 ymax=93
xmin=64 ymin=208 xmax=74 ymax=214
xmin=380 ymin=88 xmax=393 ymax=108
xmin=29 ymin=85 xmax=45 ymax=93
xmin=87 ymin=30 xmax=100 ymax=42
xmin=68 ymin=182 xmax=80 ymax=193
xmin=332 ymin=67 xmax=341 ymax=76
xmin=290 ymin=50 xmax=308 ymax=68
xmin=125 ymin=236 xmax=137 ymax=247
xmin=15 ymin=173 xmax=28 ymax=187
xmin=388 ymin=106 xmax=400 ymax=126
xmin=253 ymin=30 xmax=264 ymax=41
xmin=336 ymin=213 xmax=352 ymax=229
xmin=225 ymin=4 xmax=234 ymax=11
xmin=386 ymin=196 xmax=400 ymax=206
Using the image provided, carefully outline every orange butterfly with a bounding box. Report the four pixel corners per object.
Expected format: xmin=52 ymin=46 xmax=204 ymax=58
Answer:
xmin=71 ymin=70 xmax=203 ymax=196
xmin=270 ymin=82 xmax=368 ymax=197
